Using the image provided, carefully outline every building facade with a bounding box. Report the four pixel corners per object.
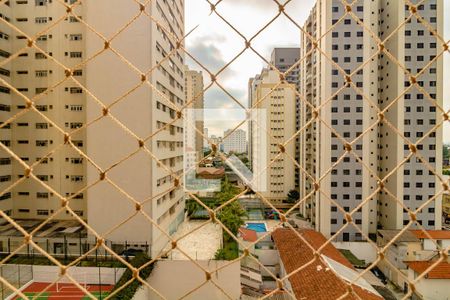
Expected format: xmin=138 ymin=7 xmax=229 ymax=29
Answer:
xmin=0 ymin=0 xmax=87 ymax=220
xmin=270 ymin=48 xmax=301 ymax=189
xmin=223 ymin=128 xmax=246 ymax=154
xmin=184 ymin=66 xmax=204 ymax=160
xmin=300 ymin=0 xmax=443 ymax=241
xmin=84 ymin=0 xmax=186 ymax=257
xmin=251 ymin=69 xmax=296 ymax=205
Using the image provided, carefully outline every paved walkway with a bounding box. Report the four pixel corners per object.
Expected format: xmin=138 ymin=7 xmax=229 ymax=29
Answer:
xmin=166 ymin=220 xmax=223 ymax=260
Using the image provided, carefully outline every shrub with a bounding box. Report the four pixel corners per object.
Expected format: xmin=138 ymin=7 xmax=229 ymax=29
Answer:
xmin=110 ymin=253 xmax=155 ymax=300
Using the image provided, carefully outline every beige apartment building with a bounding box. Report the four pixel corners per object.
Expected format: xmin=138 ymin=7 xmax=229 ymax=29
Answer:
xmin=0 ymin=1 xmax=87 ymax=220
xmin=0 ymin=0 xmax=186 ymax=257
xmin=300 ymin=0 xmax=443 ymax=241
xmin=184 ymin=66 xmax=204 ymax=159
xmin=86 ymin=0 xmax=186 ymax=256
xmin=250 ymin=68 xmax=296 ymax=206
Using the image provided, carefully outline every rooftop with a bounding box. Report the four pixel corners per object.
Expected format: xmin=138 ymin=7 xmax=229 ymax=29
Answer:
xmin=406 ymin=261 xmax=450 ymax=279
xmin=0 ymin=219 xmax=86 ymax=239
xmin=410 ymin=230 xmax=450 ymax=240
xmin=272 ymin=228 xmax=382 ymax=300
xmin=238 ymin=228 xmax=258 ymax=242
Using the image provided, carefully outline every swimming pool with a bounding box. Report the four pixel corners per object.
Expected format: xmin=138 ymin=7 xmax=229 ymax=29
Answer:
xmin=246 ymin=222 xmax=267 ymax=232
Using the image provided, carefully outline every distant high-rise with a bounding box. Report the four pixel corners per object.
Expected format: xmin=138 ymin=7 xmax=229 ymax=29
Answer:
xmin=203 ymin=128 xmax=209 ymax=149
xmin=184 ymin=66 xmax=204 ymax=160
xmin=250 ymin=69 xmax=296 ymax=206
xmin=270 ymin=48 xmax=301 ymax=188
xmin=223 ymin=129 xmax=246 ymax=154
xmin=301 ymin=0 xmax=443 ymax=241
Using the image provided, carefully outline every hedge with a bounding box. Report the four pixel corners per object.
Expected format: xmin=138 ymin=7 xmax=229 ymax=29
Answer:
xmin=110 ymin=253 xmax=155 ymax=300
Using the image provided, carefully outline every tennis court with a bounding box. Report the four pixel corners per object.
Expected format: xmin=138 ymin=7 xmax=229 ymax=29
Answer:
xmin=12 ymin=282 xmax=114 ymax=300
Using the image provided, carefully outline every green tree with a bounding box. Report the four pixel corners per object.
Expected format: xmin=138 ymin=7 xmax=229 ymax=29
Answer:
xmin=186 ymin=199 xmax=202 ymax=216
xmin=287 ymin=189 xmax=300 ymax=203
xmin=214 ymin=248 xmax=226 ymax=260
xmin=217 ymin=201 xmax=247 ymax=236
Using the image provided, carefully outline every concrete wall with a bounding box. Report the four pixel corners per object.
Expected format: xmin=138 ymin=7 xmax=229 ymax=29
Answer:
xmin=133 ymin=260 xmax=240 ymax=300
xmin=423 ymin=239 xmax=450 ymax=251
xmin=407 ymin=269 xmax=450 ymax=300
xmin=255 ymin=249 xmax=279 ymax=266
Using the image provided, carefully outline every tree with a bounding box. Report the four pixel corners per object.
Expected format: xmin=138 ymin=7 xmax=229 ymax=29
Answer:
xmin=214 ymin=248 xmax=226 ymax=260
xmin=287 ymin=189 xmax=300 ymax=203
xmin=217 ymin=201 xmax=247 ymax=236
xmin=444 ymin=145 xmax=449 ymax=163
xmin=186 ymin=199 xmax=202 ymax=217
xmin=215 ymin=177 xmax=240 ymax=206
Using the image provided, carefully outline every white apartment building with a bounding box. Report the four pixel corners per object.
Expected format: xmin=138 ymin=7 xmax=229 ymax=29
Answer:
xmin=0 ymin=1 xmax=87 ymax=220
xmin=0 ymin=0 xmax=186 ymax=257
xmin=223 ymin=128 xmax=246 ymax=154
xmin=270 ymin=48 xmax=301 ymax=188
xmin=203 ymin=127 xmax=208 ymax=148
xmin=301 ymin=0 xmax=443 ymax=241
xmin=250 ymin=69 xmax=296 ymax=205
xmin=85 ymin=0 xmax=186 ymax=256
xmin=184 ymin=66 xmax=204 ymax=161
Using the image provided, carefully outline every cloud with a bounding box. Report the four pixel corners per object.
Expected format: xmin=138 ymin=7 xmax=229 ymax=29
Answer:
xmin=204 ymin=85 xmax=246 ymax=109
xmin=219 ymin=0 xmax=278 ymax=10
xmin=186 ymin=36 xmax=236 ymax=81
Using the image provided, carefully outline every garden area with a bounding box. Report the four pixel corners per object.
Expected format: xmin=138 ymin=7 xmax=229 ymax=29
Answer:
xmin=186 ymin=177 xmax=247 ymax=261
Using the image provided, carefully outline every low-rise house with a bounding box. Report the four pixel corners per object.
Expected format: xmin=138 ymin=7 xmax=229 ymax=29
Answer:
xmin=238 ymin=226 xmax=279 ymax=293
xmin=377 ymin=229 xmax=450 ymax=297
xmin=271 ymin=228 xmax=383 ymax=300
xmin=404 ymin=261 xmax=450 ymax=300
xmin=377 ymin=230 xmax=422 ymax=284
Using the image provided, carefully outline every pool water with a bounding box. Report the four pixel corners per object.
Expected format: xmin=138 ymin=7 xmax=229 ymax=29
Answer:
xmin=246 ymin=222 xmax=267 ymax=232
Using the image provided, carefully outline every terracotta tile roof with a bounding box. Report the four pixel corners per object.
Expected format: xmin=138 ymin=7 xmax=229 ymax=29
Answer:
xmin=239 ymin=227 xmax=258 ymax=242
xmin=196 ymin=167 xmax=225 ymax=175
xmin=406 ymin=261 xmax=450 ymax=279
xmin=272 ymin=229 xmax=383 ymax=300
xmin=410 ymin=230 xmax=450 ymax=240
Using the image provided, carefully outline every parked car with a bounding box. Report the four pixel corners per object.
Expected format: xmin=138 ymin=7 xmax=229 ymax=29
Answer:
xmin=371 ymin=267 xmax=387 ymax=284
xmin=120 ymin=248 xmax=144 ymax=258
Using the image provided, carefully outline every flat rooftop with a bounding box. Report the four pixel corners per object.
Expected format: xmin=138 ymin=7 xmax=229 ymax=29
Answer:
xmin=0 ymin=219 xmax=87 ymax=239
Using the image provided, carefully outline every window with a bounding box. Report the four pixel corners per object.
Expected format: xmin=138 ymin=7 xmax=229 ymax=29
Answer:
xmin=35 ymin=17 xmax=47 ymax=24
xmin=69 ymin=52 xmax=82 ymax=58
xmin=69 ymin=34 xmax=82 ymax=41
xmin=35 ymin=70 xmax=48 ymax=77
xmin=35 ymin=0 xmax=48 ymax=5
xmin=35 ymin=123 xmax=48 ymax=129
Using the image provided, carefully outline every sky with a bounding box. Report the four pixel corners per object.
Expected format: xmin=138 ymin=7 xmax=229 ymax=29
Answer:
xmin=185 ymin=0 xmax=449 ymax=143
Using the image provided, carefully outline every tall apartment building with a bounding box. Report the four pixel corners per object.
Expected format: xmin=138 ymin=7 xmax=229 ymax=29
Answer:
xmin=250 ymin=68 xmax=296 ymax=206
xmin=85 ymin=0 xmax=186 ymax=256
xmin=184 ymin=66 xmax=204 ymax=160
xmin=300 ymin=0 xmax=443 ymax=241
xmin=223 ymin=128 xmax=246 ymax=154
xmin=0 ymin=0 xmax=187 ymax=257
xmin=270 ymin=48 xmax=301 ymax=188
xmin=0 ymin=1 xmax=87 ymax=220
